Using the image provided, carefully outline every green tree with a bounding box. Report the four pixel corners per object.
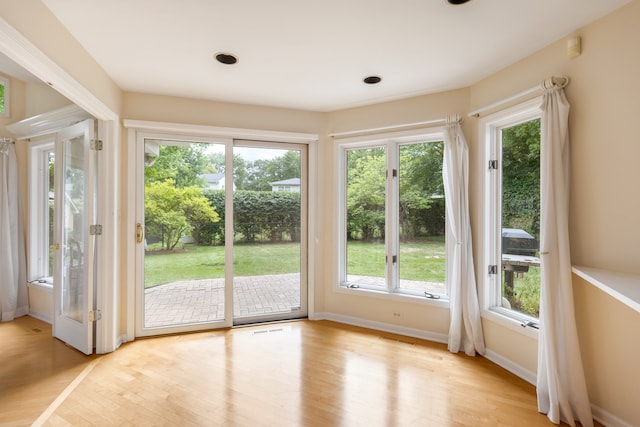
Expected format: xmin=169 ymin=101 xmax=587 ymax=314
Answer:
xmin=502 ymin=119 xmax=540 ymax=238
xmin=244 ymin=151 xmax=301 ymax=191
xmin=399 ymin=142 xmax=444 ymax=239
xmin=232 ymin=154 xmax=249 ymax=190
xmin=346 ymin=148 xmax=386 ymax=241
xmin=145 ymin=144 xmax=208 ymax=188
xmin=145 ymin=179 xmax=220 ymax=250
xmin=0 ymin=83 xmax=4 ymax=114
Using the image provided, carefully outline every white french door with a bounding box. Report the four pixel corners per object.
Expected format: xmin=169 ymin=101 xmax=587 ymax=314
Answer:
xmin=52 ymin=119 xmax=97 ymax=355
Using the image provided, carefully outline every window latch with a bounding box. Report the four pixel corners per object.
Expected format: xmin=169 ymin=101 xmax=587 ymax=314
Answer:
xmin=424 ymin=292 xmax=441 ymax=300
xmin=521 ymin=321 xmax=539 ymax=330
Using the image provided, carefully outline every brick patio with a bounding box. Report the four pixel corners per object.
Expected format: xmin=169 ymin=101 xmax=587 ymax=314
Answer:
xmin=144 ymin=273 xmax=301 ymax=328
xmin=144 ymin=273 xmax=445 ymax=328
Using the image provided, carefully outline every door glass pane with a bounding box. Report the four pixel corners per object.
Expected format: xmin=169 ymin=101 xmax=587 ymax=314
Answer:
xmin=143 ymin=140 xmax=225 ymax=328
xmin=48 ymin=150 xmax=55 ymax=277
xmin=232 ymin=147 xmax=303 ymax=320
xmin=398 ymin=141 xmax=446 ymax=295
xmin=500 ymin=118 xmax=541 ymax=317
xmin=61 ymin=136 xmax=85 ymax=322
xmin=345 ymin=147 xmax=386 ymax=286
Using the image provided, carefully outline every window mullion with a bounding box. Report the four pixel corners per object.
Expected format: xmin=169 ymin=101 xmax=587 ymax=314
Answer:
xmin=387 ymin=142 xmax=398 ymax=292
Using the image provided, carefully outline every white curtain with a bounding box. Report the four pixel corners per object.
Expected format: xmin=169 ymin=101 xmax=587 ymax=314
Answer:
xmin=536 ymin=79 xmax=593 ymax=426
xmin=443 ymin=114 xmax=485 ymax=356
xmin=0 ymin=140 xmax=28 ymax=322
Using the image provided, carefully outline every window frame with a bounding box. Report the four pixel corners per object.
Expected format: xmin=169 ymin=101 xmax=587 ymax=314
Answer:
xmin=0 ymin=75 xmax=9 ymax=118
xmin=28 ymin=136 xmax=56 ymax=283
xmin=336 ymin=127 xmax=449 ymax=304
xmin=479 ymin=97 xmax=542 ymax=334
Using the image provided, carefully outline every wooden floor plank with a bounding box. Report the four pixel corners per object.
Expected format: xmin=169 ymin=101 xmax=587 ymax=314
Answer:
xmin=1 ymin=317 xmax=601 ymax=426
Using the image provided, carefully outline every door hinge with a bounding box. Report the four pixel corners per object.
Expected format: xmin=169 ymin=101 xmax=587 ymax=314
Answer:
xmin=488 ymin=160 xmax=498 ymax=170
xmin=392 ymin=169 xmax=398 ymax=178
xmin=90 ymin=139 xmax=103 ymax=151
xmin=90 ymin=224 xmax=103 ymax=235
xmin=89 ymin=309 xmax=102 ymax=322
xmin=488 ymin=264 xmax=498 ymax=275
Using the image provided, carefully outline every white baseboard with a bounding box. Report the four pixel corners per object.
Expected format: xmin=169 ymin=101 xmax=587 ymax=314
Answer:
xmin=115 ymin=334 xmax=129 ymax=350
xmin=482 ymin=348 xmax=537 ymax=386
xmin=312 ymin=311 xmax=448 ymax=344
xmin=28 ymin=310 xmax=52 ymax=324
xmin=591 ymin=404 xmax=635 ymax=427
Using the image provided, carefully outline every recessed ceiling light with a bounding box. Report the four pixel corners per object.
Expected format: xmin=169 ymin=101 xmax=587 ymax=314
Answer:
xmin=215 ymin=52 xmax=238 ymax=65
xmin=446 ymin=0 xmax=472 ymax=4
xmin=363 ymin=75 xmax=382 ymax=85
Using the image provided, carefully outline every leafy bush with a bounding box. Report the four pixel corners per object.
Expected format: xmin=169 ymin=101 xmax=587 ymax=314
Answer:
xmin=145 ymin=180 xmax=220 ymax=250
xmin=192 ymin=190 xmax=301 ymax=245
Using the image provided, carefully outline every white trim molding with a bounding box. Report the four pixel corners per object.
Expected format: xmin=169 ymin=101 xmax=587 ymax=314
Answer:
xmin=123 ymin=120 xmax=319 ymax=144
xmin=6 ymin=104 xmax=91 ymax=139
xmin=482 ymin=348 xmax=537 ymax=386
xmin=312 ymin=312 xmax=449 ymax=344
xmin=0 ymin=16 xmax=117 ymax=121
xmin=591 ymin=404 xmax=635 ymax=427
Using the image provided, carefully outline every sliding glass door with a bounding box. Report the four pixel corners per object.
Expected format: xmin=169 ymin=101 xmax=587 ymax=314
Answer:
xmin=135 ymin=137 xmax=307 ymax=335
xmin=232 ymin=143 xmax=307 ymax=324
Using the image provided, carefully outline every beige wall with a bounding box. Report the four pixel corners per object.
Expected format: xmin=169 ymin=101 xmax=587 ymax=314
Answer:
xmin=574 ymin=275 xmax=640 ymax=424
xmin=0 ymin=0 xmax=122 ymax=116
xmin=466 ymin=3 xmax=640 ymax=424
xmin=3 ymin=0 xmax=640 ymax=424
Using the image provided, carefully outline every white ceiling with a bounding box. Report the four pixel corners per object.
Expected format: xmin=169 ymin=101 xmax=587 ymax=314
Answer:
xmin=10 ymin=0 xmax=631 ymax=112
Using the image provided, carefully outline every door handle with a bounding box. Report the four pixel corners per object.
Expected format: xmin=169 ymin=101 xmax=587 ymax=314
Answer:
xmin=53 ymin=243 xmax=60 ymax=250
xmin=136 ymin=223 xmax=144 ymax=244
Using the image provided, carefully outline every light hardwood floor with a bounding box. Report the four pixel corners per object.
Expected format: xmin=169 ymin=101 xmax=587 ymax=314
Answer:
xmin=1 ymin=316 xmax=599 ymax=426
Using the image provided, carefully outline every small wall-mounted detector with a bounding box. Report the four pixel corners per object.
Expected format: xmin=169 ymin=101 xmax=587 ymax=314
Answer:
xmin=567 ymin=37 xmax=581 ymax=59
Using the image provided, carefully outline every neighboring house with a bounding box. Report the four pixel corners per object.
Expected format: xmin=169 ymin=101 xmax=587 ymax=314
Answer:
xmin=200 ymin=173 xmax=234 ymax=191
xmin=269 ymin=178 xmax=300 ymax=192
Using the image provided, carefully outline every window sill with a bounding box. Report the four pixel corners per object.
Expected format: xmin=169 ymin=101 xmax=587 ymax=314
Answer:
xmin=27 ymin=279 xmax=53 ymax=291
xmin=335 ymin=284 xmax=450 ymax=308
xmin=482 ymin=308 xmax=539 ymax=339
xmin=572 ymin=266 xmax=640 ymax=314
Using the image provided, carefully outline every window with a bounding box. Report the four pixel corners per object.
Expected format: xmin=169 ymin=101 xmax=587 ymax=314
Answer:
xmin=482 ymin=98 xmax=541 ymax=326
xmin=339 ymin=132 xmax=447 ymax=299
xmin=0 ymin=75 xmax=9 ymax=117
xmin=28 ymin=138 xmax=55 ymax=282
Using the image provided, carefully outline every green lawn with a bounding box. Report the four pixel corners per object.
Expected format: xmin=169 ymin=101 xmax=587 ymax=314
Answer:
xmin=144 ymin=243 xmax=300 ymax=288
xmin=145 ymin=240 xmax=446 ymax=288
xmin=347 ymin=240 xmax=446 ymax=282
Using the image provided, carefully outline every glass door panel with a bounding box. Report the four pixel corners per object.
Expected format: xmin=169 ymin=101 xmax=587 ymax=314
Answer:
xmin=141 ymin=140 xmax=227 ymax=331
xmin=397 ymin=141 xmax=446 ymax=296
xmin=232 ymin=144 xmax=307 ymax=324
xmin=53 ymin=119 xmax=95 ymax=355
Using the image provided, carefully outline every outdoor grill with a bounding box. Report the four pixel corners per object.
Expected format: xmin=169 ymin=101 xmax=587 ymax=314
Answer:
xmin=501 ymin=228 xmax=539 ymax=298
xmin=502 ymin=228 xmax=538 ymax=256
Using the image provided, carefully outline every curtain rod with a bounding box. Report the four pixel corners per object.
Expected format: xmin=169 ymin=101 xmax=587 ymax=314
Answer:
xmin=468 ymin=76 xmax=569 ymax=118
xmin=1 ymin=137 xmax=16 ymax=144
xmin=329 ymin=116 xmax=461 ymax=139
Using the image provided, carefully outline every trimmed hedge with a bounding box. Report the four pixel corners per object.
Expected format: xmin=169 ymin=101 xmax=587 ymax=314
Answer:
xmin=191 ymin=190 xmax=301 ymax=245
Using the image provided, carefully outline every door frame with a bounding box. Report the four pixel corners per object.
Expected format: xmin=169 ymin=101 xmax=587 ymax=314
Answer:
xmin=0 ymin=20 xmax=121 ymax=353
xmin=125 ymin=120 xmax=318 ymax=340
